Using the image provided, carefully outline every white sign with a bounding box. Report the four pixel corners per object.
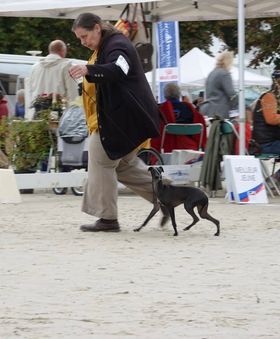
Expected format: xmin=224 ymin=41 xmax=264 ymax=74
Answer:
xmin=0 ymin=169 xmax=21 ymax=204
xmin=224 ymin=155 xmax=268 ymax=204
xmin=161 ymin=162 xmax=202 ymax=185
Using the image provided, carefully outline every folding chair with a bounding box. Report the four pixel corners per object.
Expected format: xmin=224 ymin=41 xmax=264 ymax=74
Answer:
xmin=160 ymin=123 xmax=204 ymax=153
xmin=220 ymin=119 xmax=241 ymax=140
xmin=255 ymin=153 xmax=280 ymax=197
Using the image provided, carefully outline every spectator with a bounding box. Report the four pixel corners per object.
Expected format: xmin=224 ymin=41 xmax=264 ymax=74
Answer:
xmin=151 ymin=82 xmax=207 ymax=153
xmin=0 ymin=90 xmax=9 ymax=120
xmin=252 ymin=70 xmax=280 ymax=155
xmin=15 ymin=89 xmax=25 ymax=118
xmin=29 ymin=39 xmax=79 ymax=113
xmin=68 ymin=13 xmax=168 ymax=233
xmin=200 ymin=51 xmax=238 ymax=119
xmin=252 ymin=69 xmax=280 ymax=183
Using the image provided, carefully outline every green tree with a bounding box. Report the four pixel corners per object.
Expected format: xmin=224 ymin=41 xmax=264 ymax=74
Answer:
xmin=0 ymin=16 xmax=280 ymax=67
xmin=179 ymin=21 xmax=219 ymax=56
xmin=0 ymin=17 xmax=91 ymax=59
xmin=206 ymin=17 xmax=280 ymax=68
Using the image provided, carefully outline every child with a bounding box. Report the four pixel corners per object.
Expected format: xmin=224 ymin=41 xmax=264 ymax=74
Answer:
xmin=15 ymin=89 xmax=25 ymax=118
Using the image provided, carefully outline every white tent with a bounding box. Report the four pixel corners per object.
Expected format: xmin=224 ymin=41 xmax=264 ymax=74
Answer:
xmin=145 ymin=47 xmax=272 ymax=88
xmin=1 ymin=0 xmax=280 ymax=20
xmin=0 ymin=0 xmax=153 ymax=20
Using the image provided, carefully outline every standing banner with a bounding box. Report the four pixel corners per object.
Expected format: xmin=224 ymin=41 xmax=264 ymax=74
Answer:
xmin=156 ymin=21 xmax=180 ymax=103
xmin=224 ymin=155 xmax=268 ymax=204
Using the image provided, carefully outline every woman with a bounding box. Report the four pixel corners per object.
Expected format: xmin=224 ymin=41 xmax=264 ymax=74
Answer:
xmin=200 ymin=51 xmax=238 ymax=119
xmin=151 ymin=82 xmax=207 ymax=152
xmin=69 ymin=13 xmax=168 ymax=232
xmin=252 ymin=70 xmax=280 ymax=155
xmin=252 ymin=70 xmax=280 ymax=184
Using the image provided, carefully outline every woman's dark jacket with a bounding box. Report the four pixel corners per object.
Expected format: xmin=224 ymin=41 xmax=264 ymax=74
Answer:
xmin=252 ymin=92 xmax=280 ymax=145
xmin=85 ymin=32 xmax=160 ymax=160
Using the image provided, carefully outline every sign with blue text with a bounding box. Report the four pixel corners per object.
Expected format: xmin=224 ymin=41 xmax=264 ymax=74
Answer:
xmin=224 ymin=155 xmax=268 ymax=204
xmin=156 ymin=21 xmax=180 ymax=102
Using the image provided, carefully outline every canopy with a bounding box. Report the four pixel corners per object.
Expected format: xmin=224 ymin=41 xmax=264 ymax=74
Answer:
xmin=1 ymin=0 xmax=280 ymax=20
xmin=149 ymin=0 xmax=280 ymax=21
xmin=145 ymin=47 xmax=272 ymax=88
xmin=0 ymin=0 xmax=152 ymax=20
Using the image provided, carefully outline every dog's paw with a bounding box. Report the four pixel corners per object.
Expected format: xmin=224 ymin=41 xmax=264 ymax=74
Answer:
xmin=133 ymin=227 xmax=140 ymax=232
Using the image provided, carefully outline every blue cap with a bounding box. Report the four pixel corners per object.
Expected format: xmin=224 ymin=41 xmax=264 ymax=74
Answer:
xmin=272 ymin=70 xmax=280 ymax=79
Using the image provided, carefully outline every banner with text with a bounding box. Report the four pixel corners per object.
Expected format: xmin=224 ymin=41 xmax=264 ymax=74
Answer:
xmin=156 ymin=21 xmax=180 ymax=103
xmin=224 ymin=155 xmax=268 ymax=204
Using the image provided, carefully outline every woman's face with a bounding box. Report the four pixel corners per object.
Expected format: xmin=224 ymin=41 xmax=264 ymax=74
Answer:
xmin=74 ymin=24 xmax=101 ymax=50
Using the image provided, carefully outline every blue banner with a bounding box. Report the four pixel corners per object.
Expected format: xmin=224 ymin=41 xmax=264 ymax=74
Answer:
xmin=156 ymin=21 xmax=180 ymax=102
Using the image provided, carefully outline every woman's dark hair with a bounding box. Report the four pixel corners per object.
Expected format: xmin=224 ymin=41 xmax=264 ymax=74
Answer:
xmin=72 ymin=12 xmax=119 ymax=41
xmin=72 ymin=13 xmax=101 ymax=31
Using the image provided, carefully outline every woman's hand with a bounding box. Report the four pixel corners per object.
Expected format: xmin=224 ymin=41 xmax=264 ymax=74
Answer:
xmin=69 ymin=65 xmax=88 ymax=79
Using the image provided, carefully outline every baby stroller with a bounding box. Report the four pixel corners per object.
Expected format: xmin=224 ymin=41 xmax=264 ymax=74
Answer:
xmin=52 ymin=102 xmax=88 ymax=196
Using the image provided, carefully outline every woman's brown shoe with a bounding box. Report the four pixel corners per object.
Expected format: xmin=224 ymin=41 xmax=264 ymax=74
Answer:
xmin=80 ymin=219 xmax=120 ymax=232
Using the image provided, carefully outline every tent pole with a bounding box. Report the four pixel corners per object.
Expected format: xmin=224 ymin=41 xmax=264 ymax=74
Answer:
xmin=238 ymin=0 xmax=246 ymax=155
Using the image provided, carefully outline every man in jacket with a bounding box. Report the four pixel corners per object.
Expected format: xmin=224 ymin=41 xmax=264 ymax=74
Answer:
xmin=29 ymin=40 xmax=78 ymax=113
xmin=69 ymin=13 xmax=168 ymax=232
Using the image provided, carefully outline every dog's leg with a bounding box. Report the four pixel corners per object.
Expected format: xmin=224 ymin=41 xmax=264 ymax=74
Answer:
xmin=183 ymin=203 xmax=200 ymax=231
xmin=167 ymin=207 xmax=178 ymax=236
xmin=198 ymin=203 xmax=220 ymax=236
xmin=134 ymin=203 xmax=160 ymax=232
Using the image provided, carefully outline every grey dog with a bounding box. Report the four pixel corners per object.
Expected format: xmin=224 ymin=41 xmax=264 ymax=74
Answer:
xmin=134 ymin=166 xmax=220 ymax=236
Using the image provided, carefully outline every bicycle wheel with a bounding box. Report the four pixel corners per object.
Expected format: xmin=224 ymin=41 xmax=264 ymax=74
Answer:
xmin=71 ymin=186 xmax=84 ymax=196
xmin=137 ymin=147 xmax=164 ymax=165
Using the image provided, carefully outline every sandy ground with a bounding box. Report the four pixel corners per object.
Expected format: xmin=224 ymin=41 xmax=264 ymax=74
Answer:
xmin=0 ymin=190 xmax=280 ymax=339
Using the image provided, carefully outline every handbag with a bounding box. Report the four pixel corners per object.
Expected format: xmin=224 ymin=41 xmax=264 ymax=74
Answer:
xmin=135 ymin=42 xmax=154 ymax=73
xmin=114 ymin=4 xmax=132 ymax=38
xmin=133 ymin=4 xmax=153 ymax=72
xmin=132 ymin=3 xmax=150 ymax=44
xmin=115 ymin=4 xmax=138 ymax=40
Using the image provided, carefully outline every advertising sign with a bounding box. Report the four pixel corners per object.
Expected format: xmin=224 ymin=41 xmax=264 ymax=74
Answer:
xmin=156 ymin=21 xmax=180 ymax=102
xmin=224 ymin=155 xmax=268 ymax=204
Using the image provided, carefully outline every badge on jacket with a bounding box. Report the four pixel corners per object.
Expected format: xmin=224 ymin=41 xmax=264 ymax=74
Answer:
xmin=116 ymin=55 xmax=129 ymax=75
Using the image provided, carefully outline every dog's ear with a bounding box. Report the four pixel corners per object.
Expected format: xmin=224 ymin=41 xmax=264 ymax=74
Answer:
xmin=148 ymin=166 xmax=153 ymax=172
xmin=159 ymin=166 xmax=164 ymax=173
